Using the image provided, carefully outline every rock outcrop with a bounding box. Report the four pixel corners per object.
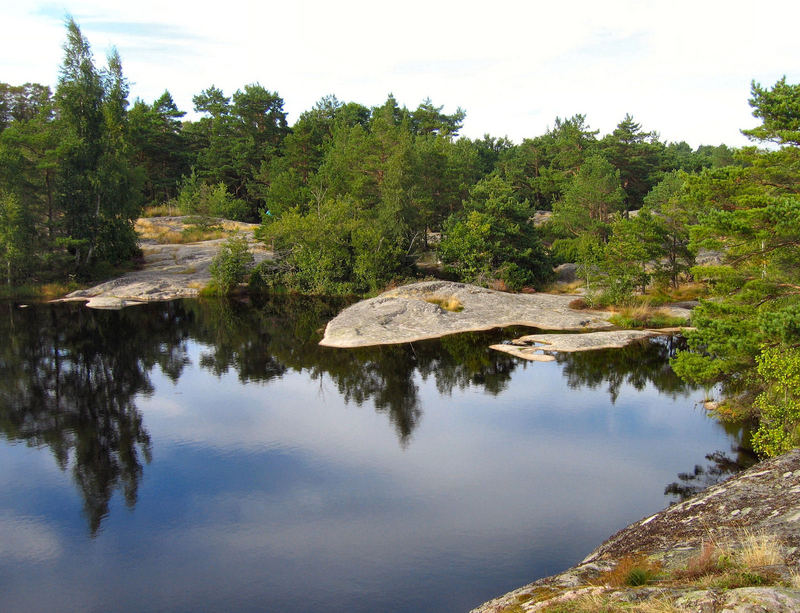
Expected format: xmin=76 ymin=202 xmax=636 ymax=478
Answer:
xmin=471 ymin=449 xmax=800 ymax=612
xmin=59 ymin=217 xmax=270 ymax=309
xmin=319 ymin=280 xmax=614 ymax=348
xmin=490 ymin=328 xmax=691 ymax=361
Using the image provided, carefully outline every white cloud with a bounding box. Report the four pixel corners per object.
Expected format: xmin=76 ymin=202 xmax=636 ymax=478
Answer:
xmin=4 ymin=0 xmax=800 ymax=146
xmin=0 ymin=512 xmax=62 ymax=562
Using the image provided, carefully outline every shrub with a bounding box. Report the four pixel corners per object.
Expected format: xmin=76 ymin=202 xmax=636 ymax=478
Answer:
xmin=209 ymin=233 xmax=254 ymax=294
xmin=751 ymin=345 xmax=800 ymax=456
xmin=177 ymin=170 xmax=249 ymax=221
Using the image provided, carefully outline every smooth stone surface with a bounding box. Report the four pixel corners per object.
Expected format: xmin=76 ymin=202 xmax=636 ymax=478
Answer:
xmin=490 ymin=328 xmax=693 ymax=360
xmin=58 ymin=217 xmax=270 ymax=309
xmin=319 ymin=280 xmax=613 ymax=348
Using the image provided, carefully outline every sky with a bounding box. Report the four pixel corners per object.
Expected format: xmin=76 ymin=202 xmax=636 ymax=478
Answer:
xmin=2 ymin=0 xmax=799 ymax=148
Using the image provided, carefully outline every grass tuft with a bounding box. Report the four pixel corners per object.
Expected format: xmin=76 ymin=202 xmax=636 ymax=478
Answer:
xmin=736 ymin=529 xmax=783 ymax=567
xmin=424 ymin=296 xmax=464 ymax=312
xmin=609 ymin=303 xmax=688 ymax=329
xmin=142 ymin=203 xmax=178 ymax=217
xmin=595 ymin=555 xmax=662 ymax=588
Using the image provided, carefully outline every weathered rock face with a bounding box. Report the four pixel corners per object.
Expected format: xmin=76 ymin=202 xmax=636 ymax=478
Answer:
xmin=58 ymin=218 xmax=270 ymax=309
xmin=319 ymin=280 xmax=613 ymax=348
xmin=553 ymin=263 xmax=577 ymax=283
xmin=471 ymin=450 xmax=800 ymax=612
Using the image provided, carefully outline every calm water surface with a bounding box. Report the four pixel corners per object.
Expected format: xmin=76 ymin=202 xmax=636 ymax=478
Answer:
xmin=0 ymin=298 xmax=753 ymax=612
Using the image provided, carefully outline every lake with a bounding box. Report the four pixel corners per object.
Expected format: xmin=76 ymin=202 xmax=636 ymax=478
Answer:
xmin=0 ymin=298 xmax=754 ymax=612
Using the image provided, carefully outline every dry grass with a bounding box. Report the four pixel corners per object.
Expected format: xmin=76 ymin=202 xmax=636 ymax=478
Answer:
xmin=539 ymin=590 xmax=681 ymax=613
xmin=142 ymin=203 xmax=178 ymax=217
xmin=136 ymin=217 xmax=257 ymax=245
xmin=735 ymin=530 xmax=783 ymax=567
xmin=594 ymin=556 xmax=662 ymax=588
xmin=424 ymin=296 xmax=464 ymax=312
xmin=568 ymin=297 xmax=589 ymax=310
xmin=631 ymin=599 xmax=684 ymax=613
xmin=649 ymin=282 xmax=707 ymax=304
xmin=544 ymin=280 xmax=584 ymax=294
xmin=488 ymin=278 xmax=509 ymax=292
xmin=790 ymin=570 xmax=800 ymax=589
xmin=135 ymin=218 xmax=229 ymax=244
xmin=670 ymin=532 xmax=782 ymax=589
xmin=608 ymin=303 xmax=688 ymax=329
xmin=674 ymin=541 xmax=725 ymax=580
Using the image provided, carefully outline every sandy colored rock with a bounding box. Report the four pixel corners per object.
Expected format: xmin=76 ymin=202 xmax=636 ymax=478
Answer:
xmin=319 ymin=280 xmax=613 ymax=348
xmin=489 ymin=329 xmax=691 ymax=360
xmin=58 ymin=217 xmax=270 ymax=309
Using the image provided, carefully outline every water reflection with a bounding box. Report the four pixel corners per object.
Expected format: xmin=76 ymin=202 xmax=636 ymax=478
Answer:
xmin=665 ymin=421 xmax=758 ymax=502
xmin=556 ymin=335 xmax=689 ymax=403
xmin=0 ymin=302 xmax=162 ymax=533
xmin=0 ymin=298 xmax=750 ymax=535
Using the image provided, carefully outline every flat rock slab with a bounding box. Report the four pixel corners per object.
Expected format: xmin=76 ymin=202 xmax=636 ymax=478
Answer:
xmin=58 ymin=218 xmax=270 ymax=309
xmin=490 ymin=328 xmax=692 ymax=361
xmin=319 ymin=280 xmax=614 ymax=348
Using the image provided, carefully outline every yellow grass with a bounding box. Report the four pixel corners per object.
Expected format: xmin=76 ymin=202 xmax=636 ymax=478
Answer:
xmin=735 ymin=529 xmax=783 ymax=567
xmin=424 ymin=296 xmax=463 ymax=312
xmin=543 ymin=280 xmax=584 ymax=294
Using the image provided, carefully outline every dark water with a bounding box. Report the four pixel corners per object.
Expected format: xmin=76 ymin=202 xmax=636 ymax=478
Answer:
xmin=0 ymin=298 xmax=754 ymax=613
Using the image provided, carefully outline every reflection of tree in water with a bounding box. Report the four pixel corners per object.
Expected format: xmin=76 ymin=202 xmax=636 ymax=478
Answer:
xmin=557 ymin=335 xmax=692 ymax=402
xmin=0 ymin=302 xmax=191 ymax=534
xmin=665 ymin=422 xmax=757 ymax=502
xmin=2 ymin=297 xmax=726 ymax=529
xmin=553 ymin=334 xmax=757 ymax=496
xmin=184 ymin=296 xmax=523 ymax=445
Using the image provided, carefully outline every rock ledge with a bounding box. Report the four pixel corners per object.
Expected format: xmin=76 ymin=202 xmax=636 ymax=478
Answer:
xmin=320 ymin=281 xmax=613 ymax=348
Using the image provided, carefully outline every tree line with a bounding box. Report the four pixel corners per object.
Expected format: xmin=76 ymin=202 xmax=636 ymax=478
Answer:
xmin=2 ymin=20 xmax=799 ymax=457
xmin=2 ymin=19 xmax=731 ymax=289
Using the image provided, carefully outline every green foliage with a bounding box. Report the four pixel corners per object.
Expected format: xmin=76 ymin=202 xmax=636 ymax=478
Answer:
xmin=608 ymin=310 xmax=688 ymax=329
xmin=259 ymin=197 xmax=407 ymax=294
xmin=0 ymin=190 xmax=35 ymax=284
xmin=128 ymin=90 xmax=188 ymax=206
xmin=743 ymin=77 xmax=800 ymax=146
xmin=671 ymin=78 xmax=800 ymax=454
xmin=751 ymin=346 xmax=800 ymax=456
xmin=53 ymin=19 xmax=143 ymax=274
xmin=625 ymin=566 xmax=654 ymax=586
xmin=495 ymin=114 xmax=598 ymax=209
xmin=597 ymin=113 xmax=666 ymax=209
xmin=175 ymin=169 xmax=249 ymax=220
xmin=550 ymin=154 xmax=625 ymax=244
xmin=209 ymin=233 xmax=254 ymax=294
xmin=438 ymin=176 xmax=552 ymax=289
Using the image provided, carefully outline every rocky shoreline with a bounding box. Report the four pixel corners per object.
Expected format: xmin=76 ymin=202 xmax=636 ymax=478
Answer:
xmin=319 ymin=280 xmax=616 ymax=347
xmin=57 ymin=217 xmax=270 ymax=309
xmin=471 ymin=450 xmax=800 ymax=612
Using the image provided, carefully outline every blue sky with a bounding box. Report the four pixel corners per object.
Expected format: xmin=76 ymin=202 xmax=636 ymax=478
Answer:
xmin=3 ymin=0 xmax=800 ymax=147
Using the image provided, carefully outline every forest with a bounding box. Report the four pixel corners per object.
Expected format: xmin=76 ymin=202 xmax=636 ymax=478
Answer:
xmin=1 ymin=19 xmax=799 ymax=457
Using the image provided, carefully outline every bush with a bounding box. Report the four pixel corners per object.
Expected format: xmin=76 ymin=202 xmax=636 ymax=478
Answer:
xmin=209 ymin=233 xmax=254 ymax=294
xmin=438 ymin=176 xmax=552 ymax=289
xmin=177 ymin=170 xmax=249 ymax=221
xmin=752 ymin=345 xmax=800 ymax=456
xmin=258 ymin=197 xmax=408 ymax=295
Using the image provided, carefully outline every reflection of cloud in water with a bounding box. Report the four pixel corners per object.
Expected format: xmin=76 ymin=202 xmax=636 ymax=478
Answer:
xmin=0 ymin=513 xmax=62 ymax=561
